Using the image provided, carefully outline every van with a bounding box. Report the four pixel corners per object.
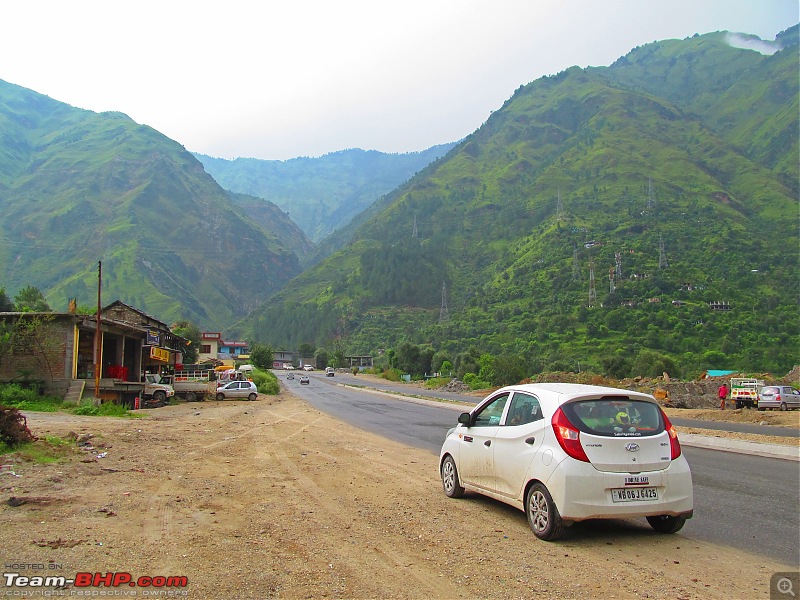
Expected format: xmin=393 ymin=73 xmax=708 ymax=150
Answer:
xmin=326 ymin=367 xmax=335 ymax=377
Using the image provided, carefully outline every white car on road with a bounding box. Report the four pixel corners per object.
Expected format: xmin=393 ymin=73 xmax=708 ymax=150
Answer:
xmin=439 ymin=383 xmax=693 ymax=540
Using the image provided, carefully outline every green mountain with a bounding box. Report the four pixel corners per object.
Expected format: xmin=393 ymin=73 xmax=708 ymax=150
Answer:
xmin=245 ymin=27 xmax=799 ymax=377
xmin=194 ymin=145 xmax=456 ymax=245
xmin=0 ymin=79 xmax=308 ymax=328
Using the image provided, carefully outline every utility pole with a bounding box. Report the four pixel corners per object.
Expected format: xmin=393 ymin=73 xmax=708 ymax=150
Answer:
xmin=94 ymin=260 xmax=102 ymax=399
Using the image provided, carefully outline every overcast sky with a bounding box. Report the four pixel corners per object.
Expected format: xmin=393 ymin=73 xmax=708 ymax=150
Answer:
xmin=0 ymin=1 xmax=797 ymax=160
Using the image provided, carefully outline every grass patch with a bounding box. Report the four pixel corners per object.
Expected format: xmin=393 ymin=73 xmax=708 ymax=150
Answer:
xmin=70 ymin=400 xmax=130 ymax=417
xmin=424 ymin=377 xmax=451 ymax=389
xmin=0 ymin=384 xmax=64 ymax=412
xmin=1 ymin=435 xmax=76 ymax=462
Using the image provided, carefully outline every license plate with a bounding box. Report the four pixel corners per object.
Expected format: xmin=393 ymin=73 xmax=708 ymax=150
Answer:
xmin=611 ymin=487 xmax=658 ymax=502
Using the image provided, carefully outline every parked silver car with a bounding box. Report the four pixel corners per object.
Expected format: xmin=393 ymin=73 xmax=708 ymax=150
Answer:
xmin=757 ymin=386 xmax=800 ymax=411
xmin=215 ymin=380 xmax=258 ymax=401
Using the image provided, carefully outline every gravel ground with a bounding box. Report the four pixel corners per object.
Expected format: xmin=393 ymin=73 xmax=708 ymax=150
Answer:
xmin=1 ymin=389 xmax=795 ymax=599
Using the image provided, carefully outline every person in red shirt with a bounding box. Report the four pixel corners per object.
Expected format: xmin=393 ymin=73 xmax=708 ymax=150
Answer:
xmin=718 ymin=383 xmax=728 ymax=410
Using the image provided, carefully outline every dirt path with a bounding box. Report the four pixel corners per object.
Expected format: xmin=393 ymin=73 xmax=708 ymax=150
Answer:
xmin=1 ymin=390 xmax=794 ymax=599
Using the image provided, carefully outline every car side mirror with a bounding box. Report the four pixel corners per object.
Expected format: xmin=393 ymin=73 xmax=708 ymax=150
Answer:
xmin=458 ymin=412 xmax=472 ymax=426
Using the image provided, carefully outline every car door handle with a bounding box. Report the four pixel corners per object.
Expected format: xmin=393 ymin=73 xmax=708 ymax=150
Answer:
xmin=525 ymin=437 xmax=536 ymax=445
xmin=484 ymin=440 xmax=491 ymax=447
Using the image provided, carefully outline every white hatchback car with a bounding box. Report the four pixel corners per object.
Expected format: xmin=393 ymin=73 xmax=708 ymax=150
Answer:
xmin=215 ymin=380 xmax=258 ymax=401
xmin=439 ymin=383 xmax=693 ymax=540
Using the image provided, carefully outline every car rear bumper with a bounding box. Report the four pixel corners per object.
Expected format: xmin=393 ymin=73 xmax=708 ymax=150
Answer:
xmin=546 ymin=457 xmax=694 ymax=521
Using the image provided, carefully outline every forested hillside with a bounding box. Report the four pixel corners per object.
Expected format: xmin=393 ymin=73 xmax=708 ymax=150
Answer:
xmin=245 ymin=28 xmax=799 ymax=378
xmin=195 ymin=145 xmax=455 ymax=245
xmin=0 ymin=79 xmax=306 ymax=328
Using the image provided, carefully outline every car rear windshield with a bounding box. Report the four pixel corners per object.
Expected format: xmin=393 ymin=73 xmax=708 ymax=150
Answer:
xmin=562 ymin=398 xmax=663 ymax=437
xmin=760 ymin=387 xmax=778 ymax=395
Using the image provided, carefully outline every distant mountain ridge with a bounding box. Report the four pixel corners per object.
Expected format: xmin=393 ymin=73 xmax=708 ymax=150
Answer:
xmin=244 ymin=26 xmax=799 ymax=376
xmin=194 ymin=144 xmax=456 ymax=244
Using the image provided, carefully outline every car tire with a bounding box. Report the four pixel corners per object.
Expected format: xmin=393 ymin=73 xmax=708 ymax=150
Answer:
xmin=780 ymin=402 xmax=788 ymax=411
xmin=186 ymin=392 xmax=197 ymax=402
xmin=526 ymin=483 xmax=564 ymax=541
xmin=153 ymin=390 xmax=166 ymax=404
xmin=646 ymin=514 xmax=686 ymax=534
xmin=248 ymin=393 xmax=257 ymax=401
xmin=757 ymin=407 xmax=765 ymax=411
xmin=216 ymin=393 xmax=225 ymax=401
xmin=441 ymin=455 xmax=465 ymax=498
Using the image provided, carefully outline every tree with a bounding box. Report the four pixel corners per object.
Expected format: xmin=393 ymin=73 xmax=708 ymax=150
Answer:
xmin=250 ymin=343 xmax=274 ymax=370
xmin=0 ymin=288 xmax=13 ymax=312
xmin=171 ymin=320 xmax=201 ymax=364
xmin=10 ymin=314 xmax=59 ymax=379
xmin=492 ymin=353 xmax=527 ymax=386
xmin=298 ymin=343 xmax=316 ymax=359
xmin=454 ymin=347 xmax=481 ymax=380
xmin=600 ymin=354 xmax=631 ymax=379
xmin=431 ymin=350 xmax=450 ymax=374
xmin=630 ymin=350 xmax=678 ymax=379
xmin=14 ymin=286 xmax=51 ymax=312
xmin=396 ymin=342 xmax=421 ymax=376
xmin=314 ymin=348 xmax=329 ymax=370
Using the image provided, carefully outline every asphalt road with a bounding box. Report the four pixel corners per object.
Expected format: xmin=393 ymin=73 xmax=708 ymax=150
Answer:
xmin=324 ymin=372 xmax=800 ymax=438
xmin=283 ymin=371 xmax=800 ymax=566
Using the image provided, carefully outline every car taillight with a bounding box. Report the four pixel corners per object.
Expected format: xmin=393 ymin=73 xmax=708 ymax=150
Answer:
xmin=551 ymin=408 xmax=590 ymax=462
xmin=661 ymin=410 xmax=682 ymax=460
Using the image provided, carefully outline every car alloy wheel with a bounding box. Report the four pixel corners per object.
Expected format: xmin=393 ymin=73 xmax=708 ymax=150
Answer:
xmin=441 ymin=456 xmax=464 ymax=498
xmin=526 ymin=483 xmax=564 ymax=541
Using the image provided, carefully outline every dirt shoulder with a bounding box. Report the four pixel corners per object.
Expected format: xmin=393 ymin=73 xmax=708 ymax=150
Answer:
xmin=0 ymin=390 xmax=794 ymax=599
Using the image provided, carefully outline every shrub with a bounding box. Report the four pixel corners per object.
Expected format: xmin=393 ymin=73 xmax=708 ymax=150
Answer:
xmin=251 ymin=368 xmax=279 ymax=395
xmin=463 ymin=373 xmax=490 ymax=390
xmin=0 ymin=405 xmax=37 ymax=447
xmin=381 ymin=368 xmax=403 ymax=382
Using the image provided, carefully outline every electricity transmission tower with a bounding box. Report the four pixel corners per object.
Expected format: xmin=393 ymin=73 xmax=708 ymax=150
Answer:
xmin=647 ymin=177 xmax=655 ymax=210
xmin=615 ymin=251 xmax=622 ymax=282
xmin=412 ymin=215 xmax=419 ymax=239
xmin=659 ymin=234 xmax=669 ymax=268
xmin=588 ymin=259 xmax=597 ymax=306
xmin=439 ymin=281 xmax=449 ymax=323
xmin=556 ymin=187 xmax=564 ymax=221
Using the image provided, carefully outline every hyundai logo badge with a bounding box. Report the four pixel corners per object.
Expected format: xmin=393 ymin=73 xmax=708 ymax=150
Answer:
xmin=625 ymin=442 xmax=640 ymax=452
